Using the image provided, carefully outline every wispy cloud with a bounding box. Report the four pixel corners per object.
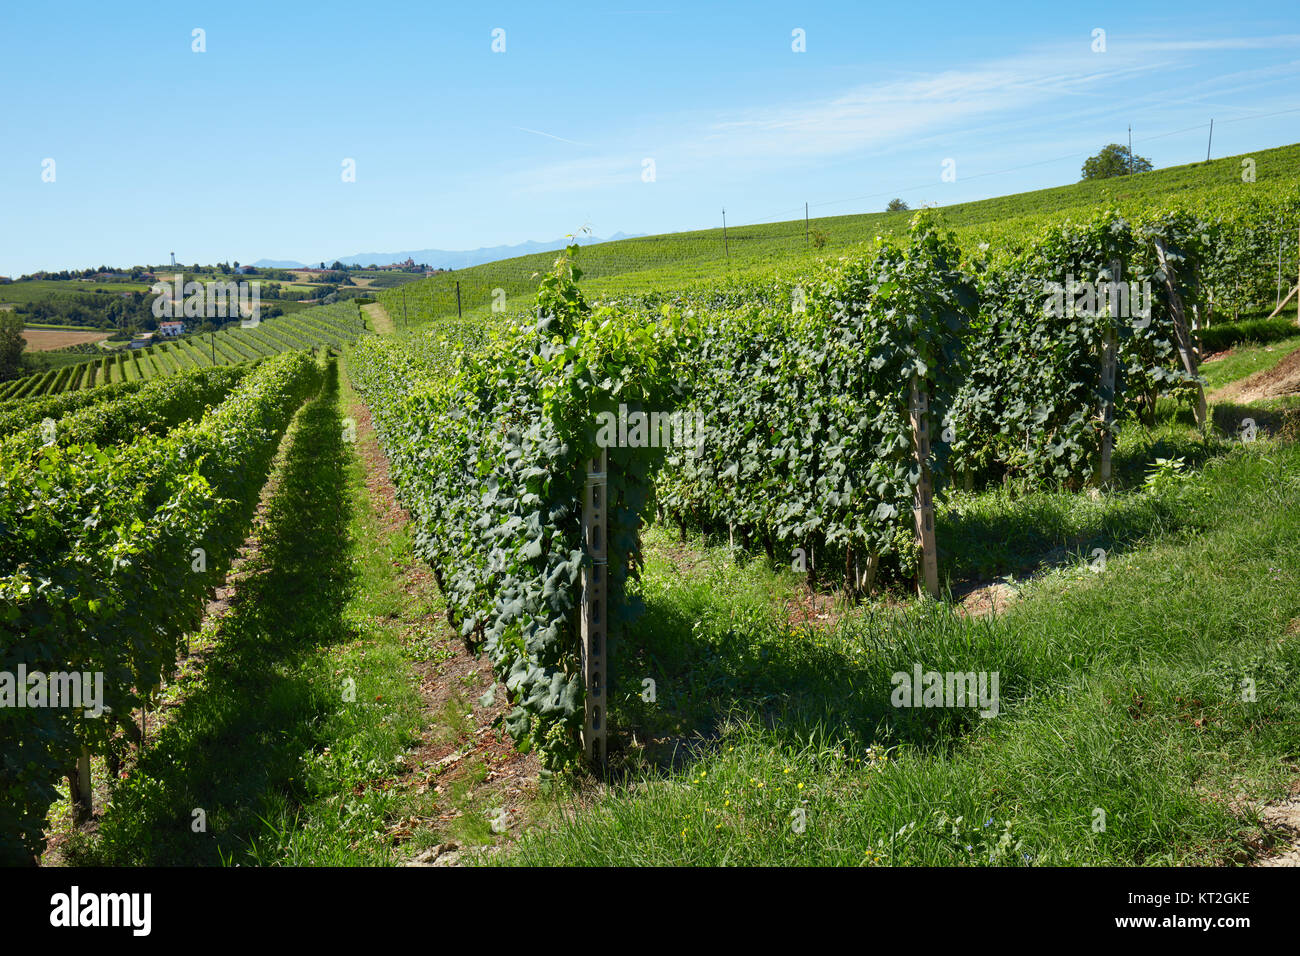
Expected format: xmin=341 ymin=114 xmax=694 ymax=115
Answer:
xmin=513 ymin=126 xmax=595 ymax=148
xmin=502 ymin=33 xmax=1300 ymax=199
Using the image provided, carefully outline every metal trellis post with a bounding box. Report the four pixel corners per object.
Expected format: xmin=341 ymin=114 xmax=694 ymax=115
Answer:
xmin=909 ymin=377 xmax=938 ymax=599
xmin=581 ymin=448 xmax=608 ymax=768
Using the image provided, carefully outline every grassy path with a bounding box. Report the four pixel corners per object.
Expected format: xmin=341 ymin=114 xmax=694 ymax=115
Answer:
xmin=1202 ymin=335 xmax=1300 ymax=396
xmin=362 ymin=302 xmax=394 ymax=334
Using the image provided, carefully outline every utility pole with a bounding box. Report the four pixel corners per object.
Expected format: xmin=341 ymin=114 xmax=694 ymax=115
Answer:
xmin=210 ymin=331 xmax=215 ymax=365
xmin=1206 ymin=118 xmax=1214 ymax=162
xmin=456 ymin=280 xmax=462 ymax=318
xmin=402 ymin=288 xmax=408 ymax=329
xmin=805 ymin=202 xmax=809 ymax=244
xmin=722 ymin=208 xmax=729 ymax=261
xmin=1128 ymin=126 xmax=1133 ymax=175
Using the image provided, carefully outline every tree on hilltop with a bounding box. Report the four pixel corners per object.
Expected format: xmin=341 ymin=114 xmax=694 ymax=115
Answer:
xmin=1082 ymin=144 xmax=1153 ymax=180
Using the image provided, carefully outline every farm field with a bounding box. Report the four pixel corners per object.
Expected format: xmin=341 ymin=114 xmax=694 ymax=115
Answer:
xmin=28 ymin=307 xmax=1300 ymax=871
xmin=0 ymin=279 xmax=153 ymax=306
xmin=19 ymin=327 xmax=112 ymax=351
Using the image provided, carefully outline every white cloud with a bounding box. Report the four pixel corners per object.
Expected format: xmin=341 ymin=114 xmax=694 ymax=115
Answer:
xmin=501 ymin=34 xmax=1300 ymax=196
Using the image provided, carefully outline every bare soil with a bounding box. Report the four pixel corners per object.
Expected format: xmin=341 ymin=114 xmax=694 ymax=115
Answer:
xmin=1210 ymin=346 xmax=1300 ymax=404
xmin=1255 ymin=794 xmax=1300 ymax=867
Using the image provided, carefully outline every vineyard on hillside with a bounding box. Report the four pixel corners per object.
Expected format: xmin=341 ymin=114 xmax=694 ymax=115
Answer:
xmin=375 ymin=144 xmax=1300 ymax=329
xmin=1 ymin=352 xmax=323 ymax=863
xmin=4 ymin=144 xmax=1300 ymax=871
xmin=0 ymin=302 xmax=365 ymax=402
xmin=352 ymin=175 xmax=1297 ymax=769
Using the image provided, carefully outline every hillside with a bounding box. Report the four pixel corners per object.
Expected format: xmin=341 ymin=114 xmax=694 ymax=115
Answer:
xmin=0 ymin=302 xmax=365 ymax=401
xmin=380 ymin=142 xmax=1300 ymax=327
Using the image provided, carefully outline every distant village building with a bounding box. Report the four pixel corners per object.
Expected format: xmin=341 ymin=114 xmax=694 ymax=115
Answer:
xmin=378 ymin=258 xmax=417 ymax=271
xmin=158 ymin=320 xmax=184 ymax=337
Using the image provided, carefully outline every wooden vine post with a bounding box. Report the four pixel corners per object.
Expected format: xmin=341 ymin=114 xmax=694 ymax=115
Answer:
xmin=580 ymin=448 xmax=608 ymax=769
xmin=909 ymin=376 xmax=939 ymax=599
xmin=70 ymin=746 xmax=92 ymax=826
xmin=1152 ymin=239 xmax=1207 ymax=427
xmin=1266 ymin=284 xmax=1297 ymax=320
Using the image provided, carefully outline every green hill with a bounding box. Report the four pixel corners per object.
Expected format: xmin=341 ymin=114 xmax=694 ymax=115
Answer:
xmin=381 ymin=141 xmax=1300 ymax=327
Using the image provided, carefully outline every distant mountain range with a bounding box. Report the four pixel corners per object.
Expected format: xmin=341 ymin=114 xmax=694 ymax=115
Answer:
xmin=250 ymin=233 xmax=643 ymax=272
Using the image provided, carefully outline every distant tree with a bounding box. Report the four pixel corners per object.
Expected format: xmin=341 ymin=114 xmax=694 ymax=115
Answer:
xmin=330 ymin=260 xmax=345 ymax=271
xmin=233 ymin=261 xmax=240 ymax=270
xmin=1082 ymin=143 xmax=1153 ymax=180
xmin=887 ymin=198 xmax=909 ymax=212
xmin=0 ymin=312 xmax=26 ymax=381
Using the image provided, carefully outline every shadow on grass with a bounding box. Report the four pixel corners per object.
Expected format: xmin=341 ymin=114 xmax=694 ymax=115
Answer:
xmin=1212 ymin=402 xmax=1300 ymax=442
xmin=936 ymin=489 xmax=1186 ymax=583
xmin=938 ymin=419 xmax=1230 ymax=582
xmin=608 ymin=568 xmax=1030 ymax=779
xmin=69 ymin=360 xmax=357 ymax=866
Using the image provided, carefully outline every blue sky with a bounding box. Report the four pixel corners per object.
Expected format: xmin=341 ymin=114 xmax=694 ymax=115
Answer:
xmin=1 ymin=0 xmax=1298 ymax=274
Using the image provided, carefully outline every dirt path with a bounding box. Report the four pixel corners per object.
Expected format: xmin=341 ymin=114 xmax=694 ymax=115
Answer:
xmin=362 ymin=302 xmax=394 ymax=335
xmin=1209 ymin=344 xmax=1300 ymax=404
xmin=340 ymin=362 xmax=544 ymax=866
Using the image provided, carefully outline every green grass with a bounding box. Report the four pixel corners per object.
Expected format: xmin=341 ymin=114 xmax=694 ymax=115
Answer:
xmin=22 ymin=322 xmax=106 ymax=332
xmin=499 ymin=424 xmax=1300 ymax=866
